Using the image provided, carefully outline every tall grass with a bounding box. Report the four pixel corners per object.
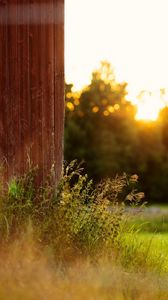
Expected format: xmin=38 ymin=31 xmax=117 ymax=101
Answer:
xmin=0 ymin=235 xmax=168 ymax=300
xmin=0 ymin=162 xmax=168 ymax=299
xmin=0 ymin=161 xmax=142 ymax=259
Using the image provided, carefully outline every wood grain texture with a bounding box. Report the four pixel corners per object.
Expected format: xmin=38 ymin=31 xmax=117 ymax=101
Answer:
xmin=0 ymin=0 xmax=64 ymax=183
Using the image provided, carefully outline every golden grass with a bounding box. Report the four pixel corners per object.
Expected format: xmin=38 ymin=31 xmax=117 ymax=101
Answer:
xmin=0 ymin=234 xmax=168 ymax=300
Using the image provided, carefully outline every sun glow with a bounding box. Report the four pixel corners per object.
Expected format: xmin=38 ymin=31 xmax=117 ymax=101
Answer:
xmin=136 ymin=101 xmax=161 ymax=121
xmin=134 ymin=91 xmax=167 ymax=121
xmin=66 ymin=0 xmax=168 ymax=121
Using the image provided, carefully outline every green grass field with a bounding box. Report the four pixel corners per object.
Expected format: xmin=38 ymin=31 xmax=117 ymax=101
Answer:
xmin=127 ymin=206 xmax=168 ymax=233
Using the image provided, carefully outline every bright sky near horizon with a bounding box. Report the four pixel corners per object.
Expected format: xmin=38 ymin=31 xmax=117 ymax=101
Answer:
xmin=65 ymin=0 xmax=168 ymax=120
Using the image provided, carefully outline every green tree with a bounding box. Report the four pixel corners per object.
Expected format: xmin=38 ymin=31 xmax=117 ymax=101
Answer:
xmin=65 ymin=62 xmax=137 ymax=179
xmin=65 ymin=62 xmax=168 ymax=203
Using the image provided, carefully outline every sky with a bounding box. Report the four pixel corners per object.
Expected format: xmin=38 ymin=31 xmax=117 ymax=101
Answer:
xmin=65 ymin=0 xmax=168 ymax=101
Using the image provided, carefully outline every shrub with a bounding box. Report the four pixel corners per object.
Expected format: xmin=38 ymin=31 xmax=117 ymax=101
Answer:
xmin=0 ymin=161 xmax=142 ymax=260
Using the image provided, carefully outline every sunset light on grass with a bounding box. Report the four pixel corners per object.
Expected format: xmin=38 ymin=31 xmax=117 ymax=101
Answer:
xmin=65 ymin=0 xmax=168 ymax=121
xmin=2 ymin=2 xmax=168 ymax=299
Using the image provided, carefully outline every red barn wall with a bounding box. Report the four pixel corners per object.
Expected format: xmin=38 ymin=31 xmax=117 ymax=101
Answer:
xmin=0 ymin=0 xmax=64 ymax=183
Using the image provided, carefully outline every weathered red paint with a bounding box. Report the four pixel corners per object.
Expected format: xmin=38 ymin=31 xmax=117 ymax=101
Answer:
xmin=0 ymin=0 xmax=64 ymax=183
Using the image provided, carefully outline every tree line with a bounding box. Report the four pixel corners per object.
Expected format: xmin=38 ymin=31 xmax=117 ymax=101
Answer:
xmin=65 ymin=62 xmax=168 ymax=203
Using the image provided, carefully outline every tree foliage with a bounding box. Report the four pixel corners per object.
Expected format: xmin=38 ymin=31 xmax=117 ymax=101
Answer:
xmin=65 ymin=62 xmax=168 ymax=203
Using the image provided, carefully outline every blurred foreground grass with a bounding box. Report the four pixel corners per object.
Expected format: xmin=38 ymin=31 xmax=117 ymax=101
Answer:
xmin=0 ymin=165 xmax=168 ymax=299
xmin=0 ymin=231 xmax=168 ymax=300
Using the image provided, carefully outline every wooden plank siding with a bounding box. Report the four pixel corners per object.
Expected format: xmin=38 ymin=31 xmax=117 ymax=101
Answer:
xmin=0 ymin=0 xmax=64 ymax=183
